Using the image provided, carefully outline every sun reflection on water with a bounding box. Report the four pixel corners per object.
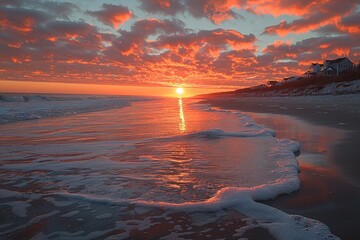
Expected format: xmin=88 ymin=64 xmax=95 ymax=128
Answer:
xmin=178 ymin=97 xmax=186 ymax=132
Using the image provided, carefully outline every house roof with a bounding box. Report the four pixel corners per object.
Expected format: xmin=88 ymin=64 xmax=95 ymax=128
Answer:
xmin=325 ymin=57 xmax=350 ymax=64
xmin=323 ymin=67 xmax=336 ymax=71
xmin=310 ymin=63 xmax=323 ymax=67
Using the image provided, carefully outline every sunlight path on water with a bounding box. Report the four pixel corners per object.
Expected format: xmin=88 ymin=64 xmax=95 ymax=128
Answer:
xmin=178 ymin=97 xmax=186 ymax=132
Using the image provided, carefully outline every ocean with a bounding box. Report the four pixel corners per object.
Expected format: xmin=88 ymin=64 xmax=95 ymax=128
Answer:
xmin=0 ymin=94 xmax=338 ymax=239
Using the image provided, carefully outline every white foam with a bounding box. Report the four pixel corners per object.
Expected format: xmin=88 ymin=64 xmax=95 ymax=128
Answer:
xmin=0 ymin=189 xmax=24 ymax=198
xmin=4 ymin=201 xmax=31 ymax=217
xmin=0 ymin=94 xmax=149 ymax=123
xmin=53 ymin=180 xmax=337 ymax=239
xmin=95 ymin=213 xmax=112 ymax=219
xmin=61 ymin=210 xmax=80 ymax=218
xmin=0 ymin=210 xmax=60 ymax=236
xmin=186 ymin=128 xmax=275 ymax=139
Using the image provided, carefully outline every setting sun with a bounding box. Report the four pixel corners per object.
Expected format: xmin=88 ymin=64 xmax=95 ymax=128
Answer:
xmin=176 ymin=87 xmax=184 ymax=96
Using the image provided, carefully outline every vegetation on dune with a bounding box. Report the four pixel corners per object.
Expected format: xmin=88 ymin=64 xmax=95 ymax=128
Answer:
xmin=236 ymin=68 xmax=360 ymax=94
xmin=197 ymin=67 xmax=360 ymax=98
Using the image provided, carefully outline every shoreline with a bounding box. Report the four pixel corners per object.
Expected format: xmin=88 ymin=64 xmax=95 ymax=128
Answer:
xmin=201 ymin=95 xmax=360 ymax=240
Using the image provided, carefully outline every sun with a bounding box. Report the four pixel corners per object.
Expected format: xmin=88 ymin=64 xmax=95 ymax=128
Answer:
xmin=176 ymin=87 xmax=184 ymax=96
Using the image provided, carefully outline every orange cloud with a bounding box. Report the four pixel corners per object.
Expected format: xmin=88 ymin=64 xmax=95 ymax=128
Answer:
xmin=139 ymin=0 xmax=359 ymax=36
xmin=263 ymin=16 xmax=342 ymax=36
xmin=245 ymin=0 xmax=318 ymax=17
xmin=0 ymin=6 xmax=49 ymax=32
xmin=261 ymin=0 xmax=358 ymax=36
xmin=87 ymin=4 xmax=133 ymax=29
xmin=140 ymin=0 xmax=244 ymax=24
xmin=139 ymin=0 xmax=186 ymax=15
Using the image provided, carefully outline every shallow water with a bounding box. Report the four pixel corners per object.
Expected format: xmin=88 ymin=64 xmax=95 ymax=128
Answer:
xmin=0 ymin=97 xmax=338 ymax=239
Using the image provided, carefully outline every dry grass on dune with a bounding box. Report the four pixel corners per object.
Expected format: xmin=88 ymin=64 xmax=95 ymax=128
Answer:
xmin=237 ymin=68 xmax=360 ymax=94
xmin=196 ymin=68 xmax=360 ymax=98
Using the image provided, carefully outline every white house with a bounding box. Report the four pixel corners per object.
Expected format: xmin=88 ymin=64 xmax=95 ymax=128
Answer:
xmin=305 ymin=57 xmax=354 ymax=77
xmin=283 ymin=76 xmax=301 ymax=82
xmin=322 ymin=67 xmax=336 ymax=76
xmin=322 ymin=57 xmax=354 ymax=76
xmin=305 ymin=63 xmax=323 ymax=77
xmin=310 ymin=63 xmax=323 ymax=73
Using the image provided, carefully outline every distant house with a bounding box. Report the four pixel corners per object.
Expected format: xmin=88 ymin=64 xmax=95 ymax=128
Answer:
xmin=304 ymin=70 xmax=316 ymax=77
xmin=305 ymin=63 xmax=323 ymax=76
xmin=310 ymin=63 xmax=323 ymax=73
xmin=283 ymin=76 xmax=301 ymax=82
xmin=305 ymin=57 xmax=354 ymax=77
xmin=249 ymin=84 xmax=266 ymax=90
xmin=267 ymin=81 xmax=279 ymax=86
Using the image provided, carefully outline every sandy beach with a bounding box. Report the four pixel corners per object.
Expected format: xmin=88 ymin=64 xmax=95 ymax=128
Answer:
xmin=201 ymin=94 xmax=360 ymax=240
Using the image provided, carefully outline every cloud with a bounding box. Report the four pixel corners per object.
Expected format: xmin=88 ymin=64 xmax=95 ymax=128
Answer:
xmin=110 ymin=18 xmax=186 ymax=55
xmin=139 ymin=0 xmax=359 ymax=36
xmin=87 ymin=4 xmax=133 ymax=29
xmin=316 ymin=11 xmax=360 ymax=35
xmin=139 ymin=0 xmax=243 ymax=24
xmin=0 ymin=0 xmax=77 ymax=19
xmin=262 ymin=0 xmax=359 ymax=36
xmin=262 ymin=35 xmax=359 ymax=68
xmin=139 ymin=0 xmax=186 ymax=15
xmin=37 ymin=1 xmax=78 ymax=19
xmin=0 ymin=0 xmax=24 ymax=7
xmin=0 ymin=6 xmax=50 ymax=32
xmin=0 ymin=8 xmax=260 ymax=88
xmin=183 ymin=0 xmax=243 ymax=24
xmin=99 ymin=26 xmax=258 ymax=86
xmin=153 ymin=29 xmax=256 ymax=53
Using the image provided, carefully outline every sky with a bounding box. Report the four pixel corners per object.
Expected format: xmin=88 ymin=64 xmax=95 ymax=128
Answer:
xmin=0 ymin=0 xmax=359 ymax=96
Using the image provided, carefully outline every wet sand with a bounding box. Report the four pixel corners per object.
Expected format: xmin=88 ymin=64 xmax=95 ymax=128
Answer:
xmin=201 ymin=95 xmax=360 ymax=240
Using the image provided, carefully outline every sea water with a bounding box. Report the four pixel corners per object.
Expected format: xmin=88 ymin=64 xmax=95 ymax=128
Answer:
xmin=0 ymin=95 xmax=338 ymax=239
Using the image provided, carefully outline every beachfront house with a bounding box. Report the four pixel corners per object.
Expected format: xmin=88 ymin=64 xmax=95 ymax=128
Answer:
xmin=305 ymin=57 xmax=354 ymax=77
xmin=322 ymin=67 xmax=336 ymax=76
xmin=322 ymin=57 xmax=354 ymax=76
xmin=310 ymin=63 xmax=323 ymax=74
xmin=305 ymin=63 xmax=323 ymax=77
xmin=267 ymin=81 xmax=279 ymax=86
xmin=304 ymin=70 xmax=316 ymax=77
xmin=283 ymin=76 xmax=301 ymax=82
xmin=249 ymin=84 xmax=266 ymax=90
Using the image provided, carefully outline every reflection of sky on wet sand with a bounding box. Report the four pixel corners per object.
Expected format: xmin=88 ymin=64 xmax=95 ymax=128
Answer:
xmin=246 ymin=112 xmax=358 ymax=215
xmin=244 ymin=112 xmax=345 ymax=172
